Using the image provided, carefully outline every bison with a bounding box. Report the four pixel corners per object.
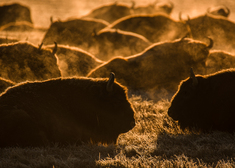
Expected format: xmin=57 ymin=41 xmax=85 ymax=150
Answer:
xmin=168 ymin=68 xmax=235 ymax=132
xmin=0 ymin=3 xmax=33 ymax=31
xmin=45 ymin=44 xmax=104 ymax=77
xmin=131 ymin=1 xmax=174 ymax=15
xmin=82 ymin=2 xmax=133 ymax=23
xmin=0 ymin=73 xmax=136 ymax=147
xmin=42 ymin=18 xmax=109 ymax=48
xmin=0 ymin=41 xmax=61 ymax=83
xmin=206 ymin=50 xmax=235 ymax=75
xmin=207 ymin=5 xmax=230 ymax=18
xmin=184 ymin=14 xmax=235 ymax=54
xmin=88 ymin=37 xmax=212 ymax=101
xmin=89 ymin=28 xmax=151 ymax=61
xmin=102 ymin=13 xmax=188 ymax=43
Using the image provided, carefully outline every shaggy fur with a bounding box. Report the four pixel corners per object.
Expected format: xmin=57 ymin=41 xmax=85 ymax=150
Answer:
xmin=42 ymin=18 xmax=108 ymax=48
xmin=46 ymin=44 xmax=103 ymax=77
xmin=132 ymin=1 xmax=174 ymax=15
xmin=88 ymin=38 xmax=211 ymax=96
xmin=0 ymin=76 xmax=135 ymax=147
xmin=0 ymin=3 xmax=33 ymax=31
xmin=168 ymin=69 xmax=235 ymax=132
xmin=0 ymin=42 xmax=61 ymax=83
xmin=186 ymin=14 xmax=235 ymax=53
xmin=102 ymin=13 xmax=188 ymax=43
xmin=90 ymin=29 xmax=151 ymax=61
xmin=82 ymin=2 xmax=132 ymax=23
xmin=206 ymin=50 xmax=235 ymax=74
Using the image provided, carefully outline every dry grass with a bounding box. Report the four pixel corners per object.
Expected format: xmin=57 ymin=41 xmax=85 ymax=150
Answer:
xmin=1 ymin=95 xmax=235 ymax=168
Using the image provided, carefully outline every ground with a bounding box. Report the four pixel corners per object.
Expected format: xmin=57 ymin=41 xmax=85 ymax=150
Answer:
xmin=0 ymin=95 xmax=235 ymax=168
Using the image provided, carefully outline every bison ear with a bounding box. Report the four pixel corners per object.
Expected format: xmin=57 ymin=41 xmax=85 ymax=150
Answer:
xmin=190 ymin=68 xmax=198 ymax=87
xmin=106 ymin=72 xmax=115 ymax=92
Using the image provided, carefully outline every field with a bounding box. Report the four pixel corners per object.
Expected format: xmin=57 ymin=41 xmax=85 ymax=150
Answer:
xmin=1 ymin=1 xmax=235 ymax=167
xmin=1 ymin=95 xmax=235 ymax=168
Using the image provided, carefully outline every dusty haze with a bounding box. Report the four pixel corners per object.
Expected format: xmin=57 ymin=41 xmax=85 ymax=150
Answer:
xmin=0 ymin=0 xmax=235 ymax=28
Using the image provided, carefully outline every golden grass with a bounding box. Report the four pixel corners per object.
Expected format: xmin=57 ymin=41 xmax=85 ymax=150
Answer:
xmin=1 ymin=95 xmax=235 ymax=168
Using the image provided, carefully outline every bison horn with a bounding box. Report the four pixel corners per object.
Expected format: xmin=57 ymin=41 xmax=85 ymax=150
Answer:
xmin=190 ymin=68 xmax=198 ymax=87
xmin=106 ymin=72 xmax=115 ymax=92
xmin=207 ymin=7 xmax=211 ymax=14
xmin=207 ymin=37 xmax=213 ymax=49
xmin=52 ymin=42 xmax=57 ymax=55
xmin=179 ymin=12 xmax=190 ymax=23
xmin=180 ymin=33 xmax=189 ymax=41
xmin=131 ymin=1 xmax=135 ymax=9
xmin=179 ymin=12 xmax=182 ymax=21
xmin=225 ymin=6 xmax=230 ymax=17
xmin=50 ymin=16 xmax=53 ymax=24
xmin=38 ymin=42 xmax=43 ymax=50
xmin=168 ymin=1 xmax=174 ymax=10
xmin=92 ymin=28 xmax=97 ymax=37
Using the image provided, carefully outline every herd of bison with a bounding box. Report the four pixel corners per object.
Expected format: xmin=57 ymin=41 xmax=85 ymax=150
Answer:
xmin=0 ymin=2 xmax=235 ymax=147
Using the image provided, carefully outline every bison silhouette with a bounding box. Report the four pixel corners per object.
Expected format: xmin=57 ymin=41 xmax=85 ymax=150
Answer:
xmin=168 ymin=68 xmax=235 ymax=132
xmin=0 ymin=73 xmax=135 ymax=147
xmin=0 ymin=41 xmax=61 ymax=83
xmin=88 ymin=37 xmax=212 ymax=101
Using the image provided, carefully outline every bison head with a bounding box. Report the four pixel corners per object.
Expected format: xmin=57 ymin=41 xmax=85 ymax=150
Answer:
xmin=88 ymin=72 xmax=136 ymax=143
xmin=167 ymin=68 xmax=205 ymax=130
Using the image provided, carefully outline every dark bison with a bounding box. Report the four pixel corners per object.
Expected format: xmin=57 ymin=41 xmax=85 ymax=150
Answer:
xmin=0 ymin=73 xmax=135 ymax=147
xmin=82 ymin=2 xmax=133 ymax=23
xmin=0 ymin=77 xmax=15 ymax=93
xmin=90 ymin=29 xmax=151 ymax=61
xmin=131 ymin=1 xmax=174 ymax=15
xmin=184 ymin=14 xmax=235 ymax=53
xmin=102 ymin=13 xmax=188 ymax=43
xmin=0 ymin=42 xmax=61 ymax=83
xmin=42 ymin=18 xmax=109 ymax=48
xmin=0 ymin=3 xmax=33 ymax=31
xmin=45 ymin=44 xmax=104 ymax=77
xmin=88 ymin=37 xmax=212 ymax=100
xmin=207 ymin=5 xmax=230 ymax=18
xmin=168 ymin=68 xmax=235 ymax=132
xmin=206 ymin=50 xmax=235 ymax=74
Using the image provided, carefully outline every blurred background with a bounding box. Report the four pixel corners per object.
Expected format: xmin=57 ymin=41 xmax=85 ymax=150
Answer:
xmin=1 ymin=0 xmax=235 ymax=28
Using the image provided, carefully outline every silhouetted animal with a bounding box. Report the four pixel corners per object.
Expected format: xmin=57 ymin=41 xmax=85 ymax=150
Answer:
xmin=0 ymin=42 xmax=61 ymax=83
xmin=0 ymin=73 xmax=136 ymax=147
xmin=131 ymin=1 xmax=174 ymax=15
xmin=82 ymin=2 xmax=132 ymax=23
xmin=206 ymin=50 xmax=235 ymax=74
xmin=102 ymin=13 xmax=188 ymax=43
xmin=168 ymin=68 xmax=235 ymax=132
xmin=46 ymin=44 xmax=104 ymax=77
xmin=88 ymin=37 xmax=212 ymax=100
xmin=42 ymin=18 xmax=109 ymax=49
xmin=184 ymin=14 xmax=235 ymax=53
xmin=90 ymin=29 xmax=151 ymax=61
xmin=207 ymin=5 xmax=230 ymax=18
xmin=0 ymin=3 xmax=33 ymax=31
